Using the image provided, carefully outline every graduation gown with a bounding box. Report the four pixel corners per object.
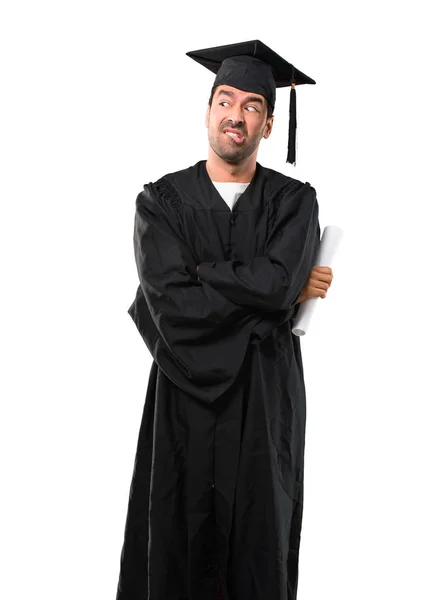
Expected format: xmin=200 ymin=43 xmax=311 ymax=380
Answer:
xmin=115 ymin=159 xmax=320 ymax=600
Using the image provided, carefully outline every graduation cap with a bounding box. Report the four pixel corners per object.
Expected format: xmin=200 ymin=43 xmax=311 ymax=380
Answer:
xmin=186 ymin=39 xmax=316 ymax=166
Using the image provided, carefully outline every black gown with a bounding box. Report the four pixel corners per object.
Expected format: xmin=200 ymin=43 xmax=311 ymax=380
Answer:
xmin=115 ymin=159 xmax=320 ymax=600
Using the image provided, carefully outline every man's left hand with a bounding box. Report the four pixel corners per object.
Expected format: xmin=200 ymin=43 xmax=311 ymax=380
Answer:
xmin=296 ymin=266 xmax=333 ymax=304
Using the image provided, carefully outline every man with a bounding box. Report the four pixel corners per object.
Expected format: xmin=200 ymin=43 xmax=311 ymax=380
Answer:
xmin=116 ymin=40 xmax=333 ymax=600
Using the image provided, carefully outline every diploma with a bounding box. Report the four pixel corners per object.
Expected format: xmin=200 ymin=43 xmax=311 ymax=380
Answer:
xmin=292 ymin=225 xmax=343 ymax=336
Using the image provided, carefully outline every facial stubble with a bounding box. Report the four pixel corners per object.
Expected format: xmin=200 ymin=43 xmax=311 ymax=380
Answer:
xmin=208 ymin=126 xmax=266 ymax=164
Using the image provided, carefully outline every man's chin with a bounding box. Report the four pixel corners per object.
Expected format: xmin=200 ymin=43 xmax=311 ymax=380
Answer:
xmin=212 ymin=144 xmax=248 ymax=164
xmin=222 ymin=153 xmax=244 ymax=165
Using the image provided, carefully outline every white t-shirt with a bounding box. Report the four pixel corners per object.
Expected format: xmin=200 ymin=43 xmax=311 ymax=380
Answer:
xmin=211 ymin=181 xmax=250 ymax=211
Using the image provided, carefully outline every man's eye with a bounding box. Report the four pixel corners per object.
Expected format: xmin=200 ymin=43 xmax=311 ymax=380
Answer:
xmin=218 ymin=101 xmax=258 ymax=112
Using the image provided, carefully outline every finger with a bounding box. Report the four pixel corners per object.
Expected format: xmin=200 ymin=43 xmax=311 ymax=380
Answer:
xmin=313 ymin=266 xmax=332 ymax=274
xmin=309 ymin=277 xmax=331 ymax=289
xmin=309 ymin=286 xmax=328 ymax=296
xmin=311 ymin=275 xmax=332 ymax=285
xmin=315 ymin=277 xmax=332 ymax=287
xmin=311 ymin=269 xmax=333 ymax=281
xmin=309 ymin=281 xmax=328 ymax=291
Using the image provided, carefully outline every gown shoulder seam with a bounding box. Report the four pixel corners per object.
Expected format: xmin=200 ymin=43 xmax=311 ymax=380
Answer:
xmin=153 ymin=176 xmax=183 ymax=214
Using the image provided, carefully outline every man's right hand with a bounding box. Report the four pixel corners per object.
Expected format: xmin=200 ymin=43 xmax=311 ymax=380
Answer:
xmin=295 ymin=266 xmax=333 ymax=304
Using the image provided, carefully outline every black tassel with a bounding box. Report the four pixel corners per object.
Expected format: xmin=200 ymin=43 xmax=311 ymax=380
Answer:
xmin=286 ymin=83 xmax=297 ymax=165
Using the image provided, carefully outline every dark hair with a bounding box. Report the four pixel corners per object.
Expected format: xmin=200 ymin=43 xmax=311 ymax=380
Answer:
xmin=208 ymin=87 xmax=274 ymax=121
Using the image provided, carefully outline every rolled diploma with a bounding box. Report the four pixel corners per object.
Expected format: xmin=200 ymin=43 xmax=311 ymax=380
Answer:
xmin=292 ymin=225 xmax=343 ymax=336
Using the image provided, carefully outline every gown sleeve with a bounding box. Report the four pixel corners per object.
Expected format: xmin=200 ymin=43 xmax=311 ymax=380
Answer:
xmin=197 ymin=181 xmax=320 ymax=312
xmin=127 ymin=181 xmax=263 ymax=403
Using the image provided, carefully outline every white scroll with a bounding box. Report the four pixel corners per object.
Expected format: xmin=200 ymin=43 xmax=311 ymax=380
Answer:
xmin=292 ymin=225 xmax=343 ymax=337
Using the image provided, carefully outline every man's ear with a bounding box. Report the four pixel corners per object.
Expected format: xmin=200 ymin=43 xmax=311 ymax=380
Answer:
xmin=263 ymin=115 xmax=274 ymax=139
xmin=205 ymin=104 xmax=210 ymax=128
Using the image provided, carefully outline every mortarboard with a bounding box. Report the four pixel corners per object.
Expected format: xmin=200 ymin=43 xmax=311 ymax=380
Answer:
xmin=186 ymin=39 xmax=316 ymax=166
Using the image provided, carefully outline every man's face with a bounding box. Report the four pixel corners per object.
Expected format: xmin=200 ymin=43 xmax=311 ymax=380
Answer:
xmin=205 ymin=85 xmax=274 ymax=164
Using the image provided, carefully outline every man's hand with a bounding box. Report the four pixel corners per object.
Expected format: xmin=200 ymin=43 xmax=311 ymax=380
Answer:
xmin=296 ymin=266 xmax=333 ymax=304
xmin=197 ymin=263 xmax=333 ymax=302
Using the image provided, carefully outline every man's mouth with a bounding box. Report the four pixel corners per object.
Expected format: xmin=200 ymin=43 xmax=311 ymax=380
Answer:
xmin=223 ymin=128 xmax=245 ymax=143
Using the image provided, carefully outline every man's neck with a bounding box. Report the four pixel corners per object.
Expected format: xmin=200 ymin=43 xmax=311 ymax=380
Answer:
xmin=205 ymin=151 xmax=256 ymax=183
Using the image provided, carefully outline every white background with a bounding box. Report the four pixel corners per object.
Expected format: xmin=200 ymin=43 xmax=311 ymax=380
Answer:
xmin=1 ymin=1 xmax=447 ymax=599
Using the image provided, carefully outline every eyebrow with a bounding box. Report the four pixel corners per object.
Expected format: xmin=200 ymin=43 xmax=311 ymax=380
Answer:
xmin=216 ymin=89 xmax=264 ymax=106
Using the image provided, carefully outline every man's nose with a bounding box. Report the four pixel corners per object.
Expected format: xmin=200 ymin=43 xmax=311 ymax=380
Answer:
xmin=228 ymin=107 xmax=244 ymax=124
